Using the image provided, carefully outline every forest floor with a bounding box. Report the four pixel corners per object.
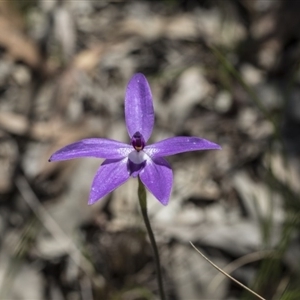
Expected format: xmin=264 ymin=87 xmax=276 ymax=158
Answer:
xmin=1 ymin=1 xmax=300 ymax=299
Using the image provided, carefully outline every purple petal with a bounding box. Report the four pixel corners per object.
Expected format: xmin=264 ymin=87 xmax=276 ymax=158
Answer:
xmin=89 ymin=158 xmax=130 ymax=205
xmin=144 ymin=136 xmax=221 ymax=158
xmin=125 ymin=73 xmax=154 ymax=142
xmin=139 ymin=157 xmax=173 ymax=205
xmin=49 ymin=138 xmax=132 ymax=161
xmin=128 ymin=160 xmax=146 ymax=178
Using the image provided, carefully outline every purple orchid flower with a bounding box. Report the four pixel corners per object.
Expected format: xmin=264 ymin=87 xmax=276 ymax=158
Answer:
xmin=49 ymin=73 xmax=221 ymax=205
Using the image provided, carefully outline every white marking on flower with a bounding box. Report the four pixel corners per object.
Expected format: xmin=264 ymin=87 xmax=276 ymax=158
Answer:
xmin=128 ymin=150 xmax=147 ymax=164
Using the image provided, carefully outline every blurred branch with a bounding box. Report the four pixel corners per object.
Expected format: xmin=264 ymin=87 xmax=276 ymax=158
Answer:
xmin=16 ymin=175 xmax=105 ymax=290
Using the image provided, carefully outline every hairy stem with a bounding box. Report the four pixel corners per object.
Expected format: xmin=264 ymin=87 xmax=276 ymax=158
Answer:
xmin=138 ymin=178 xmax=165 ymax=300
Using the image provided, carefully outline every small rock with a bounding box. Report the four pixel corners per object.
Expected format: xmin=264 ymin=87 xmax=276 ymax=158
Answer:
xmin=255 ymin=82 xmax=284 ymax=111
xmin=240 ymin=64 xmax=264 ymax=85
xmin=13 ymin=65 xmax=31 ymax=86
xmin=214 ymin=90 xmax=232 ymax=113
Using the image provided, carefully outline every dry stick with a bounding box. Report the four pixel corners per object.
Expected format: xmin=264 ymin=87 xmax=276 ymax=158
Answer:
xmin=16 ymin=175 xmax=104 ymax=290
xmin=189 ymin=242 xmax=266 ymax=300
xmin=209 ymin=250 xmax=275 ymax=293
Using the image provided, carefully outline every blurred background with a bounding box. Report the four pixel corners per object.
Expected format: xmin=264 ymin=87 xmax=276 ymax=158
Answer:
xmin=0 ymin=0 xmax=300 ymax=299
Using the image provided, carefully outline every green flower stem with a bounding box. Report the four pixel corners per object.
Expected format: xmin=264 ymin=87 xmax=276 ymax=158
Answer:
xmin=138 ymin=178 xmax=166 ymax=300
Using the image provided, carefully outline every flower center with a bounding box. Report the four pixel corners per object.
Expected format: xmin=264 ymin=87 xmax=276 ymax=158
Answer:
xmin=128 ymin=150 xmax=147 ymax=164
xmin=128 ymin=132 xmax=147 ymax=177
xmin=131 ymin=131 xmax=145 ymax=151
